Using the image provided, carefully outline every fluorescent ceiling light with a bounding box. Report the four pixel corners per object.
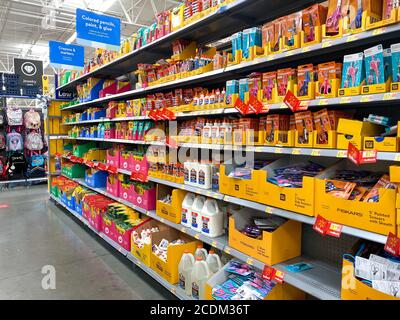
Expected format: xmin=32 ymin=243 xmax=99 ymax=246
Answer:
xmin=66 ymin=32 xmax=77 ymax=44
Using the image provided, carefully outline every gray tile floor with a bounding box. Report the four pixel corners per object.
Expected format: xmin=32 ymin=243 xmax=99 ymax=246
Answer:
xmin=0 ymin=184 xmax=176 ymax=300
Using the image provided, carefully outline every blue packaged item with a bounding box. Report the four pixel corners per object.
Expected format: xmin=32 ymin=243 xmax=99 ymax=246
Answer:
xmin=390 ymin=43 xmax=400 ymax=83
xmin=231 ymin=32 xmax=242 ymax=57
xmin=341 ymin=52 xmax=364 ymax=88
xmin=239 ymin=78 xmax=248 ymax=101
xmin=242 ymin=27 xmax=261 ymax=59
xmin=226 ymin=80 xmax=239 ymax=104
xmin=383 ymin=48 xmax=392 ymax=82
xmin=364 ymin=44 xmax=385 ymax=85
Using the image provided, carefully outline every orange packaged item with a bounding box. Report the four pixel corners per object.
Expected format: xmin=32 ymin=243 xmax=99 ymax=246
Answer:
xmin=277 ymin=68 xmax=296 ymax=96
xmin=265 ymin=115 xmax=278 ymax=144
xmin=317 ymin=61 xmax=338 ymax=95
xmin=290 ymin=115 xmax=296 ymax=130
xmin=284 ymin=12 xmax=302 ymax=47
xmin=363 ymin=174 xmax=397 ymax=202
xmin=325 ymin=180 xmax=356 ymax=199
xmin=349 ymin=186 xmax=370 ymax=201
xmin=271 ymin=18 xmax=285 ymax=52
xmin=295 ymin=111 xmax=313 ymax=144
xmin=302 ymin=4 xmax=327 ymax=43
xmin=261 ymin=22 xmax=274 ymax=48
xmin=262 ymin=72 xmax=277 ymax=101
xmin=326 ymin=0 xmax=344 ymax=34
xmin=313 ymin=109 xmax=332 ymax=144
xmin=297 ymin=64 xmax=314 ymax=97
xmin=248 ymin=73 xmax=262 ymax=98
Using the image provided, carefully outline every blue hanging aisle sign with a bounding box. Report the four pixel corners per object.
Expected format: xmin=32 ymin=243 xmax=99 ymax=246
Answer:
xmin=76 ymin=9 xmax=121 ymax=51
xmin=49 ymin=41 xmax=84 ymax=70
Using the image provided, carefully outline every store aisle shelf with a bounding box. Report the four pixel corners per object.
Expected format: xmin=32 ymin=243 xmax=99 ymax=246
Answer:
xmin=57 ymin=0 xmax=317 ymax=91
xmin=0 ymin=177 xmax=48 ymax=185
xmin=49 ymin=194 xmax=193 ymax=300
xmin=223 ymin=195 xmax=388 ymax=244
xmin=56 ymin=175 xmax=342 ymax=300
xmin=60 ymin=23 xmax=400 ymax=111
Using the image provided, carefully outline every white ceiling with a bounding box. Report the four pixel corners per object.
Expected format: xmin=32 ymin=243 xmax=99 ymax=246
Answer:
xmin=0 ymin=0 xmax=183 ymax=75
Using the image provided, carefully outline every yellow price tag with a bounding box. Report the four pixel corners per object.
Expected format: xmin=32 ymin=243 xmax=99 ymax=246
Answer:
xmin=292 ymin=148 xmax=301 ymax=155
xmin=170 ymin=288 xmax=176 ymax=294
xmin=255 ymin=147 xmax=263 ymax=152
xmin=137 ymin=261 xmax=141 ymax=267
xmin=285 ymin=50 xmax=294 ymax=57
xmin=372 ymin=27 xmax=386 ymax=36
xmin=160 ymin=218 xmax=165 ymax=223
xmin=360 ymin=95 xmax=372 ymax=103
xmin=224 ymin=247 xmax=231 ymax=254
xmin=280 ymin=103 xmax=288 ymax=109
xmin=363 ymin=150 xmax=375 ymax=158
xmin=180 ymin=227 xmax=187 ymax=233
xmin=336 ymin=150 xmax=347 ymax=158
xmin=311 ymin=149 xmax=321 ymax=156
xmin=266 ymin=55 xmax=273 ymax=61
xmin=246 ymin=258 xmax=254 ymax=265
xmin=322 ymin=41 xmax=332 ymax=48
xmin=318 ymin=99 xmax=328 ymax=105
xmin=346 ymin=34 xmax=358 ymax=42
xmin=301 ymin=47 xmax=311 ymax=53
xmin=195 ymin=234 xmax=200 ymax=239
xmin=394 ymin=154 xmax=400 ymax=162
xmin=265 ymin=207 xmax=273 ymax=214
xmin=275 ymin=148 xmax=283 ymax=154
xmin=339 ymin=97 xmax=352 ymax=104
xmin=383 ymin=92 xmax=397 ymax=100
xmin=211 ymin=241 xmax=217 ymax=248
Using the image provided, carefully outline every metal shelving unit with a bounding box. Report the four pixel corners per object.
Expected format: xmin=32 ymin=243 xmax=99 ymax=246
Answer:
xmin=57 ymin=0 xmax=319 ymax=91
xmin=60 ymin=23 xmax=400 ymax=111
xmin=0 ymin=177 xmax=48 ymax=185
xmin=49 ymin=194 xmax=192 ymax=300
xmin=55 ymin=175 xmax=341 ymax=300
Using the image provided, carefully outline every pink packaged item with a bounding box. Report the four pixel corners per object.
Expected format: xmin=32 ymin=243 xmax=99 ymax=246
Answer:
xmin=106 ymin=148 xmax=120 ymax=167
xmin=119 ymin=180 xmax=136 ymax=203
xmin=120 ymin=150 xmax=135 ymax=171
xmin=131 ymin=185 xmax=156 ymax=210
xmin=106 ymin=174 xmax=120 ymax=197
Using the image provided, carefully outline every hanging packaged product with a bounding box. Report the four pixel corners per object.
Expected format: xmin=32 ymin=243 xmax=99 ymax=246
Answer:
xmin=295 ymin=111 xmax=314 ymax=147
xmin=262 ymin=71 xmax=277 ymax=103
xmin=390 ymin=43 xmax=400 ymax=91
xmin=283 ymin=12 xmax=302 ymax=50
xmin=296 ymin=64 xmax=315 ymax=100
xmin=316 ymin=61 xmax=341 ymax=98
xmin=276 ymin=68 xmax=296 ymax=101
xmin=339 ymin=52 xmax=365 ymax=96
xmin=301 ymin=4 xmax=327 ymax=46
xmin=363 ymin=44 xmax=389 ymax=94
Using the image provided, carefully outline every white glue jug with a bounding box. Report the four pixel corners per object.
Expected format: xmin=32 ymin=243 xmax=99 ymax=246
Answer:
xmin=183 ymin=161 xmax=192 ymax=185
xmin=191 ymin=195 xmax=206 ymax=232
xmin=200 ymin=199 xmax=224 ymax=238
xmin=194 ymin=244 xmax=208 ymax=261
xmin=181 ymin=193 xmax=195 ymax=227
xmin=197 ymin=161 xmax=211 ymax=189
xmin=206 ymin=250 xmax=222 ymax=275
xmin=189 ymin=161 xmax=199 ymax=186
xmin=191 ymin=257 xmax=211 ymax=300
xmin=178 ymin=250 xmax=195 ymax=296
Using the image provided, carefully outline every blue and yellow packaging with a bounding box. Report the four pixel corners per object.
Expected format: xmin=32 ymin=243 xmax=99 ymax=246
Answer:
xmin=364 ymin=44 xmax=385 ymax=85
xmin=239 ymin=78 xmax=249 ymax=102
xmin=391 ymin=43 xmax=400 ymax=83
xmin=341 ymin=52 xmax=364 ymax=88
xmin=383 ymin=48 xmax=392 ymax=82
xmin=242 ymin=27 xmax=262 ymax=60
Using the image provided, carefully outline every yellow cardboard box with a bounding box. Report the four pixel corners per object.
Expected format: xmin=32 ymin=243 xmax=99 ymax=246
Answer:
xmin=258 ymin=157 xmax=337 ymax=216
xmin=156 ymin=185 xmax=186 ymax=224
xmin=337 ymin=119 xmax=383 ymax=150
xmin=364 ymin=136 xmax=398 ymax=152
xmin=150 ymin=229 xmax=199 ymax=284
xmin=313 ymin=130 xmax=337 ymax=149
xmin=205 ymin=261 xmax=305 ymax=300
xmin=342 ymin=258 xmax=400 ymax=300
xmin=390 ymin=166 xmax=400 ymax=183
xmin=228 ymin=210 xmax=301 ymax=265
xmin=130 ymin=219 xmax=168 ymax=267
xmin=315 ymin=160 xmax=397 ymax=235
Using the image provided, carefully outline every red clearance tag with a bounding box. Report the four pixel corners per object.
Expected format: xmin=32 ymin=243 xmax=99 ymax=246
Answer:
xmin=313 ymin=215 xmax=343 ymax=237
xmin=69 ymin=156 xmax=78 ymax=163
xmin=76 ymin=157 xmax=84 ymax=164
xmin=359 ymin=150 xmax=377 ymax=164
xmin=326 ymin=222 xmax=343 ymax=238
xmin=85 ymin=160 xmax=95 ymax=168
xmin=160 ymin=108 xmax=176 ymax=120
xmin=54 ymin=153 xmax=62 ymax=158
xmin=384 ymin=232 xmax=400 ymax=256
xmin=148 ymin=110 xmax=157 ymax=121
xmin=283 ymin=90 xmax=301 ymax=112
xmin=234 ymin=98 xmax=249 ymax=115
xmin=262 ymin=265 xmax=275 ymax=281
xmin=97 ymin=162 xmax=108 ymax=171
xmin=248 ymin=96 xmax=264 ymax=114
xmin=107 ymin=165 xmax=118 ymax=174
xmin=273 ymin=270 xmax=285 ymax=283
xmin=347 ymin=142 xmax=360 ymax=165
xmin=313 ymin=215 xmax=330 ymax=235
